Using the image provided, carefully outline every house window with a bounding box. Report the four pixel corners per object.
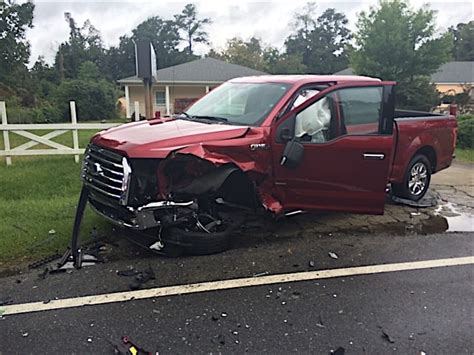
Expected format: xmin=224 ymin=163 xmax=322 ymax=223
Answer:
xmin=155 ymin=91 xmax=166 ymax=105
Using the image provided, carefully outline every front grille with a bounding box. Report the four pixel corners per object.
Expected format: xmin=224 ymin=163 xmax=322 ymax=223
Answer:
xmin=81 ymin=144 xmax=131 ymax=205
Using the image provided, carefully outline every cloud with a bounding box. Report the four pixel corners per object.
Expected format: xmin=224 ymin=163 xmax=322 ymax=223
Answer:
xmin=26 ymin=0 xmax=472 ymax=66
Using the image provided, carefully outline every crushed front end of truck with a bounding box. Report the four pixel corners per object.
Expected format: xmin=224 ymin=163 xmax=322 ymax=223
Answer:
xmin=77 ymin=124 xmax=280 ymax=256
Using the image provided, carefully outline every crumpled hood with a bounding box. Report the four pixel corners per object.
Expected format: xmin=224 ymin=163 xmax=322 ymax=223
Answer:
xmin=92 ymin=119 xmax=249 ymax=158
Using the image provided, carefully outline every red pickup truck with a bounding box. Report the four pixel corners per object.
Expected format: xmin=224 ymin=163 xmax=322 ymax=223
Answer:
xmin=82 ymin=75 xmax=457 ymax=254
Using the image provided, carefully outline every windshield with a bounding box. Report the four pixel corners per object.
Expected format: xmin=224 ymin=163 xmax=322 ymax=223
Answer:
xmin=185 ymin=82 xmax=291 ymax=126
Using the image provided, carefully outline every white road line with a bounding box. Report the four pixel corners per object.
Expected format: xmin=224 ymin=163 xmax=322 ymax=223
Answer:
xmin=1 ymin=256 xmax=473 ymax=316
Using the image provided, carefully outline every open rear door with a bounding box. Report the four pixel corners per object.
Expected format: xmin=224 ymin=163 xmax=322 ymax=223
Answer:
xmin=272 ymin=82 xmax=395 ymax=215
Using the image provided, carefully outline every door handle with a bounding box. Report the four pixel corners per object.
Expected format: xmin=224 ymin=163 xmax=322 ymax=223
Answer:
xmin=363 ymin=153 xmax=385 ymax=160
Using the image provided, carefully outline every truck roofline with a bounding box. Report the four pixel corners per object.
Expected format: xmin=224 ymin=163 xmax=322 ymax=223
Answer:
xmin=229 ymin=74 xmax=382 ymax=85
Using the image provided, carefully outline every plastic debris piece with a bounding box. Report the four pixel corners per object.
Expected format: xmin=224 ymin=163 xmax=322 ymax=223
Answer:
xmin=253 ymin=271 xmax=269 ymax=277
xmin=329 ymin=252 xmax=339 ymax=260
xmin=309 ymin=260 xmax=315 ymax=268
xmin=221 ymin=312 xmax=227 ymax=318
xmin=392 ymin=192 xmax=439 ymax=208
xmin=128 ymin=266 xmax=155 ymax=290
xmin=48 ymin=229 xmax=56 ymax=235
xmin=149 ymin=241 xmax=164 ymax=251
xmin=22 ymin=332 xmax=29 ymax=337
xmin=87 ymin=337 xmax=93 ymax=343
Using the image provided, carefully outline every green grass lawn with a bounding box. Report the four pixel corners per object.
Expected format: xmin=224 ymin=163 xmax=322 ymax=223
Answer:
xmin=456 ymin=148 xmax=474 ymax=163
xmin=0 ymin=125 xmax=117 ymax=269
xmin=0 ymin=156 xmax=112 ymax=268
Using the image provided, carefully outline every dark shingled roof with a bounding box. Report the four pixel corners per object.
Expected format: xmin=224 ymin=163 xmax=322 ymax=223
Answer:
xmin=118 ymin=57 xmax=267 ymax=84
xmin=334 ymin=61 xmax=474 ymax=84
xmin=431 ymin=61 xmax=473 ymax=83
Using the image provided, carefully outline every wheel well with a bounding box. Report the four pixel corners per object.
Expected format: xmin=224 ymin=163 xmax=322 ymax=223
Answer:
xmin=415 ymin=146 xmax=437 ymax=172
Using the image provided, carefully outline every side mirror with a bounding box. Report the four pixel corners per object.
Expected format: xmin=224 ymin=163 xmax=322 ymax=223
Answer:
xmin=280 ymin=140 xmax=304 ymax=169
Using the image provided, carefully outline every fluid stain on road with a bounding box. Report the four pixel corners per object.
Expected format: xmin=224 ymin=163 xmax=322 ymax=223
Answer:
xmin=435 ymin=202 xmax=474 ymax=232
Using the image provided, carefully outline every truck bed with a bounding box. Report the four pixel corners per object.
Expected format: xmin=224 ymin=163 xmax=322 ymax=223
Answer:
xmin=389 ymin=111 xmax=457 ymax=184
xmin=394 ymin=109 xmax=445 ymax=119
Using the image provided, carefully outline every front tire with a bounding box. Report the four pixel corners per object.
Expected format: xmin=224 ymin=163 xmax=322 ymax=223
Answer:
xmin=392 ymin=154 xmax=431 ymax=201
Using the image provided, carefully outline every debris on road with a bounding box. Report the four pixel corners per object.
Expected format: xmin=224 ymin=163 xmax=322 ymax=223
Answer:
xmin=316 ymin=314 xmax=325 ymax=328
xmin=221 ymin=312 xmax=228 ymax=318
xmin=22 ymin=332 xmax=29 ymax=338
xmin=253 ymin=271 xmax=269 ymax=277
xmin=329 ymin=252 xmax=338 ymax=260
xmin=391 ymin=191 xmax=439 ymax=208
xmin=107 ymin=336 xmax=151 ymax=354
xmin=128 ymin=266 xmax=156 ymax=290
xmin=381 ymin=329 xmax=395 ymax=343
xmin=308 ymin=260 xmax=315 ymax=268
xmin=117 ymin=268 xmax=140 ymax=277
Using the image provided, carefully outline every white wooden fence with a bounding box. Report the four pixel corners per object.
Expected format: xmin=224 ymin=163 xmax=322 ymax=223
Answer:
xmin=0 ymin=101 xmax=140 ymax=166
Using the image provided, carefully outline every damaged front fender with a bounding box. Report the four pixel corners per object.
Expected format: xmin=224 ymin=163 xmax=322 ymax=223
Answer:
xmin=159 ymin=127 xmax=283 ymax=213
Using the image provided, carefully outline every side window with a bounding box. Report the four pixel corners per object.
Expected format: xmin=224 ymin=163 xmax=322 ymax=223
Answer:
xmin=292 ymin=89 xmax=320 ymax=109
xmin=295 ymin=94 xmax=335 ymax=144
xmin=338 ymin=87 xmax=382 ymax=135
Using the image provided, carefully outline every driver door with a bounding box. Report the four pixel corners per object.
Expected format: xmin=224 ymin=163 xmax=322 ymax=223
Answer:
xmin=272 ymin=83 xmax=395 ymax=215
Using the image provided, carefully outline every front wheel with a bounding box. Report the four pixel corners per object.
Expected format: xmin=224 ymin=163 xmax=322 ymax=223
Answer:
xmin=392 ymin=154 xmax=431 ymax=201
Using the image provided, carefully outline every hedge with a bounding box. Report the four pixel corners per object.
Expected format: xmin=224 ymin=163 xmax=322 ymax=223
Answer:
xmin=457 ymin=116 xmax=474 ymax=149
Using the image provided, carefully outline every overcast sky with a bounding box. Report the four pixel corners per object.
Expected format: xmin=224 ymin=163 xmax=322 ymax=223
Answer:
xmin=26 ymin=0 xmax=473 ymax=66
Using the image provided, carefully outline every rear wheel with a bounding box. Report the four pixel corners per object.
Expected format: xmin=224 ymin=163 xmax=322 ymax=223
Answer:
xmin=392 ymin=154 xmax=431 ymax=201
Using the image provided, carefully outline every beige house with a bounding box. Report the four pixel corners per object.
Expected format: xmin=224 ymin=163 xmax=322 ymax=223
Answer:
xmin=118 ymin=57 xmax=266 ymax=118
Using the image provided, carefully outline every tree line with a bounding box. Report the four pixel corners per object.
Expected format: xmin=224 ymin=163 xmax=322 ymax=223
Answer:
xmin=0 ymin=0 xmax=472 ymax=122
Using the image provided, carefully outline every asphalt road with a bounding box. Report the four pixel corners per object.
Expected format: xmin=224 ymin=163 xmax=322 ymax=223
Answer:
xmin=1 ymin=229 xmax=473 ymax=354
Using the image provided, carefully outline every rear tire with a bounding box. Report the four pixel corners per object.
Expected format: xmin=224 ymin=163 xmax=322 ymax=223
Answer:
xmin=392 ymin=154 xmax=431 ymax=201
